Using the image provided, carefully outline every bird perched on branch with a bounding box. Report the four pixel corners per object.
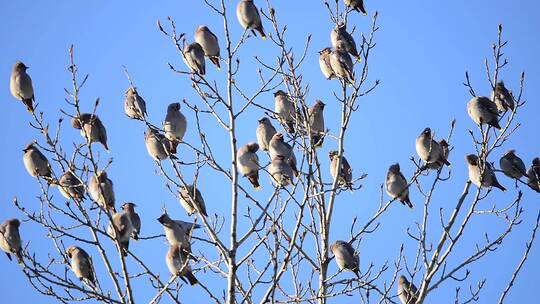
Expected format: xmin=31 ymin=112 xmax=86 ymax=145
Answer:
xmin=124 ymin=87 xmax=147 ymax=121
xmin=386 ymin=163 xmax=413 ymax=208
xmin=121 ymin=203 xmax=141 ymax=241
xmin=415 ymin=128 xmax=451 ymax=169
xmin=491 ymin=81 xmax=515 ymax=113
xmin=71 ymin=113 xmax=109 ymax=152
xmin=330 ymin=42 xmax=355 ymax=85
xmin=329 ymin=151 xmax=353 ymax=190
xmin=499 ymin=150 xmax=527 ymax=180
xmin=10 ymin=61 xmax=34 ymax=113
xmin=269 ymin=133 xmax=298 ymax=177
xmin=107 ymin=210 xmax=133 ymax=257
xmin=22 ymin=142 xmax=54 ymax=184
xmin=237 ymin=142 xmax=261 ymax=190
xmin=164 ymin=102 xmax=187 ymax=154
xmin=269 ymin=155 xmax=295 ymax=187
xmin=465 ymin=154 xmax=506 ymax=191
xmin=89 ymin=171 xmax=116 ymax=212
xmin=256 ymin=117 xmax=277 ymax=152
xmin=195 ymin=25 xmax=221 ymax=69
xmin=145 ymin=127 xmax=172 ymax=161
xmin=318 ymin=47 xmax=336 ymax=80
xmin=331 ymin=23 xmax=360 ymax=62
xmin=166 ymin=244 xmax=198 ymax=285
xmin=344 ymin=0 xmax=367 ymax=15
xmin=467 ymin=96 xmax=501 ymax=129
xmin=274 ymin=90 xmax=296 ymax=133
xmin=426 ymin=140 xmax=450 ymax=170
xmin=179 ymin=184 xmax=208 ymax=217
xmin=527 ymin=158 xmax=540 ymax=193
xmin=157 ymin=213 xmax=200 ymax=252
xmin=397 ymin=275 xmax=418 ymax=304
xmin=58 ymin=169 xmax=85 ymax=200
xmin=183 ymin=42 xmax=206 ymax=76
xmin=308 ymin=100 xmax=326 ymax=148
xmin=0 ymin=219 xmax=23 ymax=264
xmin=331 ymin=240 xmax=360 ymax=278
xmin=66 ymin=246 xmax=96 ymax=289
xmin=236 ymin=0 xmax=266 ymax=39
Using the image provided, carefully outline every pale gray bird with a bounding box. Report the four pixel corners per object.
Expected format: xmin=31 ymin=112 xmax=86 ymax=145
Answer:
xmin=195 ymin=25 xmax=220 ymax=69
xmin=22 ymin=142 xmax=53 ymax=182
xmin=121 ymin=203 xmax=141 ymax=241
xmin=274 ymin=90 xmax=296 ymax=133
xmin=330 ymin=44 xmax=355 ymax=84
xmin=66 ymin=246 xmax=95 ymax=289
xmin=331 ymin=240 xmax=359 ymax=278
xmin=10 ymin=61 xmax=34 ymax=113
xmin=269 ymin=155 xmax=294 ymax=187
xmin=467 ymin=96 xmax=501 ymax=129
xmin=236 ymin=0 xmax=266 ymax=39
xmin=269 ymin=133 xmax=298 ymax=177
xmin=318 ymin=47 xmax=336 ymax=80
xmin=426 ymin=139 xmax=450 ymax=170
xmin=166 ymin=244 xmax=198 ymax=285
xmin=465 ymin=154 xmax=506 ymax=191
xmin=107 ymin=211 xmax=133 ymax=257
xmin=157 ymin=213 xmax=200 ymax=258
xmin=491 ymin=81 xmax=515 ymax=113
xmin=344 ymin=0 xmax=367 ymax=15
xmin=527 ymin=158 xmax=540 ymax=193
xmin=145 ymin=127 xmax=171 ymax=161
xmin=89 ymin=171 xmax=115 ymax=212
xmin=415 ymin=128 xmax=451 ymax=169
xmin=256 ymin=117 xmax=277 ymax=152
xmin=124 ymin=87 xmax=147 ymax=120
xmin=308 ymin=100 xmax=326 ymax=148
xmin=179 ymin=184 xmax=208 ymax=217
xmin=329 ymin=151 xmax=353 ymax=190
xmin=58 ymin=169 xmax=85 ymax=200
xmin=183 ymin=42 xmax=206 ymax=75
xmin=397 ymin=275 xmax=418 ymax=304
xmin=499 ymin=150 xmax=527 ymax=179
xmin=0 ymin=219 xmax=23 ymax=264
xmin=72 ymin=113 xmax=109 ymax=151
xmin=164 ymin=102 xmax=187 ymax=154
xmin=386 ymin=163 xmax=413 ymax=208
xmin=237 ymin=142 xmax=261 ymax=190
xmin=331 ymin=24 xmax=360 ymax=61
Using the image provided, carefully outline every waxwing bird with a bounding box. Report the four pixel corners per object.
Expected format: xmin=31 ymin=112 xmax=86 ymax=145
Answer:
xmin=59 ymin=169 xmax=85 ymax=200
xmin=237 ymin=142 xmax=261 ymax=190
xmin=344 ymin=0 xmax=367 ymax=15
xmin=465 ymin=154 xmax=506 ymax=191
xmin=107 ymin=211 xmax=133 ymax=257
xmin=467 ymin=97 xmax=501 ymax=129
xmin=256 ymin=117 xmax=277 ymax=152
xmin=72 ymin=113 xmax=109 ymax=151
xmin=426 ymin=140 xmax=450 ymax=170
xmin=157 ymin=213 xmax=200 ymax=256
xmin=164 ymin=102 xmax=187 ymax=154
xmin=195 ymin=25 xmax=220 ymax=69
xmin=10 ymin=61 xmax=34 ymax=113
xmin=66 ymin=246 xmax=96 ymax=289
xmin=145 ymin=127 xmax=171 ymax=161
xmin=308 ymin=100 xmax=326 ymax=148
xmin=124 ymin=87 xmax=147 ymax=120
xmin=269 ymin=155 xmax=294 ymax=187
xmin=330 ymin=44 xmax=355 ymax=84
xmin=527 ymin=158 xmax=540 ymax=193
xmin=397 ymin=275 xmax=418 ymax=304
xmin=274 ymin=90 xmax=296 ymax=133
xmin=89 ymin=171 xmax=115 ymax=212
xmin=179 ymin=184 xmax=208 ymax=216
xmin=122 ymin=203 xmax=141 ymax=241
xmin=22 ymin=142 xmax=53 ymax=182
xmin=236 ymin=0 xmax=266 ymax=39
xmin=318 ymin=47 xmax=336 ymax=80
xmin=499 ymin=150 xmax=527 ymax=179
xmin=328 ymin=151 xmax=353 ymax=190
xmin=331 ymin=24 xmax=360 ymax=61
xmin=269 ymin=133 xmax=298 ymax=176
xmin=415 ymin=128 xmax=451 ymax=169
xmin=166 ymin=245 xmax=198 ymax=285
xmin=491 ymin=81 xmax=515 ymax=113
xmin=386 ymin=163 xmax=413 ymax=208
xmin=183 ymin=42 xmax=206 ymax=75
xmin=0 ymin=219 xmax=23 ymax=264
xmin=331 ymin=240 xmax=360 ymax=278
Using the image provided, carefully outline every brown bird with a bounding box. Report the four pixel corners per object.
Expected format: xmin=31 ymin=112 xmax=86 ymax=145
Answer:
xmin=491 ymin=81 xmax=515 ymax=113
xmin=107 ymin=211 xmax=133 ymax=257
xmin=415 ymin=128 xmax=451 ymax=169
xmin=0 ymin=219 xmax=23 ymax=264
xmin=256 ymin=117 xmax=277 ymax=152
xmin=465 ymin=154 xmax=506 ymax=191
xmin=397 ymin=275 xmax=418 ymax=304
xmin=236 ymin=0 xmax=266 ymax=39
xmin=72 ymin=113 xmax=109 ymax=151
xmin=22 ymin=142 xmax=54 ymax=183
xmin=166 ymin=244 xmax=198 ymax=285
xmin=499 ymin=150 xmax=527 ymax=179
xmin=157 ymin=213 xmax=201 ymax=256
xmin=318 ymin=47 xmax=336 ymax=80
xmin=467 ymin=96 xmax=501 ymax=129
xmin=308 ymin=100 xmax=326 ymax=148
xmin=179 ymin=184 xmax=208 ymax=217
xmin=426 ymin=140 xmax=450 ymax=170
xmin=195 ymin=25 xmax=221 ymax=69
xmin=527 ymin=158 xmax=540 ymax=193
xmin=269 ymin=133 xmax=298 ymax=177
xmin=329 ymin=151 xmax=353 ymax=190
xmin=386 ymin=163 xmax=413 ymax=208
xmin=274 ymin=90 xmax=296 ymax=133
xmin=237 ymin=142 xmax=261 ymax=190
xmin=89 ymin=171 xmax=116 ymax=212
xmin=66 ymin=246 xmax=96 ymax=289
xmin=331 ymin=240 xmax=360 ymax=278
xmin=10 ymin=61 xmax=34 ymax=113
xmin=121 ymin=203 xmax=141 ymax=241
xmin=344 ymin=0 xmax=367 ymax=15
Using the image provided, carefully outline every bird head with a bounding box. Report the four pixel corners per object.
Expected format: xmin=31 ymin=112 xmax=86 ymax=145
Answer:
xmin=23 ymin=142 xmax=36 ymax=153
xmin=14 ymin=61 xmax=28 ymax=72
xmin=398 ymin=275 xmax=409 ymax=286
xmin=7 ymin=219 xmax=20 ymax=228
xmin=421 ymin=127 xmax=431 ymax=137
xmin=246 ymin=142 xmax=259 ymax=153
xmin=258 ymin=117 xmax=270 ymax=124
xmin=66 ymin=246 xmax=79 ymax=258
xmin=157 ymin=213 xmax=172 ymax=225
xmin=272 ymin=133 xmax=284 ymax=142
xmin=125 ymin=87 xmax=137 ymax=96
xmin=315 ymin=100 xmax=326 ymax=109
xmin=273 ymin=90 xmax=286 ymax=97
xmin=389 ymin=163 xmax=401 ymax=173
xmin=465 ymin=154 xmax=479 ymax=166
xmin=71 ymin=117 xmax=83 ymax=129
xmin=122 ymin=202 xmax=136 ymax=212
xmin=168 ymin=102 xmax=181 ymax=112
xmin=328 ymin=151 xmax=338 ymax=160
xmin=504 ymin=149 xmax=516 ymax=157
xmin=532 ymin=158 xmax=540 ymax=166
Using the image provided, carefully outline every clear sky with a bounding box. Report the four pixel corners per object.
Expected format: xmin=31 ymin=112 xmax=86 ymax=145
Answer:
xmin=1 ymin=0 xmax=539 ymax=303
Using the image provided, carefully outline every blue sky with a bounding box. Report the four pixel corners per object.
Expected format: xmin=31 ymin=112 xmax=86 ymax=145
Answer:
xmin=1 ymin=0 xmax=539 ymax=303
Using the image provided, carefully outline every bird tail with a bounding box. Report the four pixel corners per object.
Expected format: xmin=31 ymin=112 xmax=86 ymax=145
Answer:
xmin=493 ymin=181 xmax=507 ymax=192
xmin=15 ymin=250 xmax=23 ymax=265
xmin=286 ymin=121 xmax=295 ymax=134
xmin=402 ymin=196 xmax=414 ymax=209
xmin=102 ymin=142 xmax=110 ymax=153
xmin=490 ymin=120 xmax=502 ymax=130
xmin=209 ymin=57 xmax=221 ymax=70
xmin=257 ymin=27 xmax=267 ymax=40
xmin=311 ymin=135 xmax=324 ymax=148
xmin=443 ymin=158 xmax=451 ymax=167
xmin=185 ymin=271 xmax=198 ymax=286
xmin=169 ymin=140 xmax=179 ymax=154
xmin=247 ymin=173 xmax=261 ymax=191
xmin=23 ymin=98 xmax=34 ymax=113
xmin=132 ymin=232 xmax=139 ymax=241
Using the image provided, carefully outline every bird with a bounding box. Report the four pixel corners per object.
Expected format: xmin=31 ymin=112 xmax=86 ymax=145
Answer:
xmin=66 ymin=246 xmax=96 ymax=289
xmin=269 ymin=133 xmax=298 ymax=177
xmin=426 ymin=140 xmax=450 ymax=170
xmin=179 ymin=184 xmax=208 ymax=217
xmin=121 ymin=203 xmax=141 ymax=241
xmin=107 ymin=210 xmax=133 ymax=257
xmin=318 ymin=47 xmax=336 ymax=80
xmin=157 ymin=213 xmax=200 ymax=256
xmin=491 ymin=81 xmax=515 ymax=113
xmin=145 ymin=127 xmax=171 ymax=162
xmin=183 ymin=42 xmax=206 ymax=75
xmin=344 ymin=0 xmax=367 ymax=15
xmin=308 ymin=100 xmax=326 ymax=148
xmin=237 ymin=142 xmax=261 ymax=190
xmin=415 ymin=128 xmax=451 ymax=169
xmin=89 ymin=171 xmax=116 ymax=212
xmin=269 ymin=155 xmax=295 ymax=187
xmin=58 ymin=169 xmax=85 ymax=200
xmin=163 ymin=102 xmax=187 ymax=154
xmin=386 ymin=163 xmax=413 ymax=208
xmin=195 ymin=25 xmax=220 ymax=69
xmin=0 ymin=219 xmax=23 ymax=264
xmin=465 ymin=154 xmax=506 ymax=191
xmin=71 ymin=113 xmax=109 ymax=151
xmin=166 ymin=244 xmax=198 ymax=285
xmin=330 ymin=43 xmax=355 ymax=84
xmin=328 ymin=151 xmax=353 ymax=190
xmin=499 ymin=150 xmax=527 ymax=179
xmin=331 ymin=240 xmax=360 ymax=278
xmin=274 ymin=90 xmax=296 ymax=133
xmin=397 ymin=275 xmax=418 ymax=304
xmin=22 ymin=142 xmax=53 ymax=182
xmin=331 ymin=23 xmax=360 ymax=61
xmin=256 ymin=117 xmax=277 ymax=152
xmin=124 ymin=87 xmax=147 ymax=121
xmin=236 ymin=0 xmax=266 ymax=39
xmin=10 ymin=61 xmax=34 ymax=113
xmin=527 ymin=158 xmax=540 ymax=193
xmin=467 ymin=96 xmax=501 ymax=129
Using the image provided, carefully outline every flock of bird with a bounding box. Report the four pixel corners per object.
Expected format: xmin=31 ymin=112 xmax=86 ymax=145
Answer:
xmin=2 ymin=0 xmax=539 ymax=302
